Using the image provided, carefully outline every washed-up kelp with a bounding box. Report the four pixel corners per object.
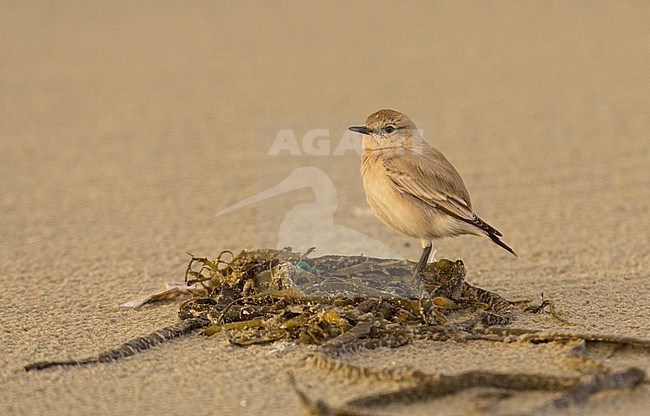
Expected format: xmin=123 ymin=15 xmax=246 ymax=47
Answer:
xmin=25 ymin=249 xmax=649 ymax=415
xmin=177 ymin=248 xmax=515 ymax=347
xmin=27 ymin=248 xmax=512 ymax=371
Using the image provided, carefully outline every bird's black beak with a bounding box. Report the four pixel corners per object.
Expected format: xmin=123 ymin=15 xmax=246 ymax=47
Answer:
xmin=349 ymin=126 xmax=372 ymax=135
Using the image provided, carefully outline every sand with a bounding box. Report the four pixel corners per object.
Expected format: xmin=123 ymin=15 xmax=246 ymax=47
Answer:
xmin=1 ymin=1 xmax=648 ymax=415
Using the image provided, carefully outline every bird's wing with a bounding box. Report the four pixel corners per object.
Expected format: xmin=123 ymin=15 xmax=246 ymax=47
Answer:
xmin=382 ymin=147 xmax=503 ymax=237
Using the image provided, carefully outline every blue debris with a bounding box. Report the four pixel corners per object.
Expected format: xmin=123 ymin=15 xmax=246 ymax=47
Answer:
xmin=296 ymin=261 xmax=314 ymax=273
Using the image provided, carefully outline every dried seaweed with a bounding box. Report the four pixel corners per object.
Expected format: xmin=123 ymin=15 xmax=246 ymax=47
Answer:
xmin=294 ymin=363 xmax=644 ymax=415
xmin=23 ymin=248 xmax=649 ymax=414
xmin=524 ymin=296 xmax=576 ymax=325
xmin=25 ymin=317 xmax=208 ymax=371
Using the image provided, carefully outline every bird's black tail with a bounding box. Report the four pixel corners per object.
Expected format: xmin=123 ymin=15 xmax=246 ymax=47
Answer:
xmin=438 ymin=206 xmax=518 ymax=257
xmin=474 ymin=215 xmax=517 ymax=257
xmin=487 ymin=232 xmax=517 ymax=257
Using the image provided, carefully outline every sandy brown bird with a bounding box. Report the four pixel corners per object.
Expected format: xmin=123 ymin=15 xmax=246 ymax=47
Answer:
xmin=349 ymin=109 xmax=516 ymax=283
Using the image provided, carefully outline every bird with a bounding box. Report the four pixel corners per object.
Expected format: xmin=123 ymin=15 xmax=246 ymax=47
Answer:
xmin=349 ymin=109 xmax=516 ymax=284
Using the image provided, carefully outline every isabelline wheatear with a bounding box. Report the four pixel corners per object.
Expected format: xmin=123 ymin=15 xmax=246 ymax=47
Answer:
xmin=349 ymin=109 xmax=516 ymax=283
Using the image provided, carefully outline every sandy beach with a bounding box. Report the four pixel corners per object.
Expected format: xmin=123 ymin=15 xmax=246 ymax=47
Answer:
xmin=2 ymin=1 xmax=649 ymax=415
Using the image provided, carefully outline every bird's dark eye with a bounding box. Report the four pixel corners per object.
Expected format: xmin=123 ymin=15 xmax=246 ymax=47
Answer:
xmin=384 ymin=125 xmax=396 ymax=133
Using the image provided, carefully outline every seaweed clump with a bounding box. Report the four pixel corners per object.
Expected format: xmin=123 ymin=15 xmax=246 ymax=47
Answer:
xmin=25 ymin=248 xmax=512 ymax=371
xmin=24 ymin=248 xmax=649 ymax=415
xmin=177 ymin=248 xmax=513 ymax=348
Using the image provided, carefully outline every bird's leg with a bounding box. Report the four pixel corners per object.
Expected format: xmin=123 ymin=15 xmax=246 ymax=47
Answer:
xmin=410 ymin=240 xmax=432 ymax=287
xmin=410 ymin=240 xmax=434 ymax=323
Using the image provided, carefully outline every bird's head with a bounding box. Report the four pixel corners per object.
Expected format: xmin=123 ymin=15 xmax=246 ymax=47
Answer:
xmin=349 ymin=109 xmax=423 ymax=151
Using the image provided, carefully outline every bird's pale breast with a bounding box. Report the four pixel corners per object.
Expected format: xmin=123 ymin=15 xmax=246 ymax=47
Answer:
xmin=361 ymin=150 xmax=474 ymax=240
